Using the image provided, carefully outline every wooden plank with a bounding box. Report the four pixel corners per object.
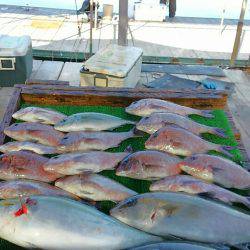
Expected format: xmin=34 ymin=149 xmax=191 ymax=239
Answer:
xmin=18 ymin=83 xmax=228 ymax=109
xmin=32 ymin=61 xmax=64 ymax=81
xmin=142 ymin=64 xmax=226 ymax=76
xmin=0 ymin=87 xmax=21 ymax=145
xmin=58 ymin=62 xmax=82 ymax=86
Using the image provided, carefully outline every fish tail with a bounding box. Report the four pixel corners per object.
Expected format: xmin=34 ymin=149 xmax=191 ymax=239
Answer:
xmin=242 ymin=197 xmax=250 ymax=209
xmin=216 ymin=145 xmax=235 ymax=158
xmin=200 ymin=110 xmax=214 ymax=118
xmin=129 ymin=127 xmax=144 ymax=137
xmin=210 ymin=127 xmax=228 ymax=138
xmin=124 ymin=145 xmax=134 ymax=153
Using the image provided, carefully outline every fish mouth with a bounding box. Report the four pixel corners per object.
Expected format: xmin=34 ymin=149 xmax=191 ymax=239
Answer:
xmin=125 ymin=107 xmax=135 ymax=115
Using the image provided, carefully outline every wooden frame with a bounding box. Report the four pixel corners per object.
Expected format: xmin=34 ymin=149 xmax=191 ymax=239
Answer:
xmin=0 ymin=84 xmax=249 ymax=168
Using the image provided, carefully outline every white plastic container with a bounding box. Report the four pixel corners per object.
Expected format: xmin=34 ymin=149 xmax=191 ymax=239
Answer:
xmin=80 ymin=45 xmax=143 ymax=88
xmin=134 ymin=2 xmax=167 ymax=21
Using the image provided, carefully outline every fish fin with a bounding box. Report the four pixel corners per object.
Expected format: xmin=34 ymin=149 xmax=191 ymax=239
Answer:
xmin=197 ymin=191 xmax=216 ymax=200
xmin=211 ymin=128 xmax=228 ymax=138
xmin=200 ymin=110 xmax=214 ymax=118
xmin=242 ymin=197 xmax=250 ymax=209
xmin=208 ymin=244 xmax=230 ymax=250
xmin=216 ymin=145 xmax=235 ymax=158
xmin=124 ymin=145 xmax=133 ymax=153
xmin=131 ymin=127 xmax=145 ymax=137
xmin=232 ymin=243 xmax=250 ymax=250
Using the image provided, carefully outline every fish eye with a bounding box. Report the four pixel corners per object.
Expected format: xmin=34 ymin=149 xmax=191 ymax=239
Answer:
xmin=153 ymin=132 xmax=158 ymax=138
xmin=120 ymin=197 xmax=137 ymax=209
xmin=13 ymin=124 xmax=18 ymax=127
xmin=190 ymin=156 xmax=197 ymax=161
xmin=63 ymin=136 xmax=68 ymax=140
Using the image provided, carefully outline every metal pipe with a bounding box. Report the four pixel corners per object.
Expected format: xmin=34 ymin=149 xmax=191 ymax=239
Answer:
xmin=89 ymin=0 xmax=94 ymax=56
xmin=118 ymin=0 xmax=128 ymax=46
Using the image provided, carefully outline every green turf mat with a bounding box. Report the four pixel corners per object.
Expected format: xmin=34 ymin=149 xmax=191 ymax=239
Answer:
xmin=0 ymin=103 xmax=246 ymax=249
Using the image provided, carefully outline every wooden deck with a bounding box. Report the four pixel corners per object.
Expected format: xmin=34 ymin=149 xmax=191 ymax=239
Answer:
xmin=0 ymin=4 xmax=249 ymax=63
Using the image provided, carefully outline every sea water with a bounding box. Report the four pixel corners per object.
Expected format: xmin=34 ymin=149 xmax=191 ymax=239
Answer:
xmin=0 ymin=0 xmax=249 ymax=20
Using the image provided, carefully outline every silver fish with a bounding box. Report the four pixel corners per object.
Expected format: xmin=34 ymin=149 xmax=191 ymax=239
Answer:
xmin=116 ymin=150 xmax=181 ymax=180
xmin=43 ymin=151 xmax=129 ymax=175
xmin=0 ymin=196 xmax=162 ymax=249
xmin=58 ymin=130 xmax=137 ymax=152
xmin=55 ymin=173 xmax=137 ymax=202
xmin=126 ymin=99 xmax=213 ymax=118
xmin=150 ymin=175 xmax=250 ymax=208
xmin=0 ymin=141 xmax=58 ymax=155
xmin=178 ymin=154 xmax=250 ymax=189
xmin=54 ymin=112 xmax=135 ymax=132
xmin=130 ymin=242 xmax=216 ymax=250
xmin=110 ymin=192 xmax=250 ymax=245
xmin=136 ymin=112 xmax=226 ymax=138
xmin=0 ymin=179 xmax=80 ymax=200
xmin=4 ymin=122 xmax=65 ymax=147
xmin=12 ymin=107 xmax=67 ymax=125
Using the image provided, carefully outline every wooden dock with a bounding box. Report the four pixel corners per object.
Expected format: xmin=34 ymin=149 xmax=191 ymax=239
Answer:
xmin=0 ymin=4 xmax=249 ymax=65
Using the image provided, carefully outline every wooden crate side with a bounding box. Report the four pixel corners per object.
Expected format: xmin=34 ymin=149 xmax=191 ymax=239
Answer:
xmin=19 ymin=84 xmax=228 ymax=109
xmin=0 ymin=87 xmax=22 ymax=145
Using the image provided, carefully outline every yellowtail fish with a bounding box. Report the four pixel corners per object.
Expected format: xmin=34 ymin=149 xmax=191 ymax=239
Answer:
xmin=0 ymin=196 xmax=162 ymax=249
xmin=111 ymin=192 xmax=250 ymax=245
xmin=54 ymin=112 xmax=135 ymax=132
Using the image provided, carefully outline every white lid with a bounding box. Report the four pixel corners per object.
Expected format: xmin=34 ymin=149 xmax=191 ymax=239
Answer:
xmin=85 ymin=44 xmax=143 ymax=77
xmin=0 ymin=35 xmax=32 ymax=57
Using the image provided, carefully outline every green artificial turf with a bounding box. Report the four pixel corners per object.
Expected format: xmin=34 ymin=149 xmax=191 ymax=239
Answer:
xmin=1 ymin=103 xmax=247 ymax=249
xmin=20 ymin=103 xmax=245 ymax=213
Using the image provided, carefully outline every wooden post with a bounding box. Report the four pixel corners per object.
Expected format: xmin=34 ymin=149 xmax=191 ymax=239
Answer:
xmin=89 ymin=0 xmax=94 ymax=56
xmin=118 ymin=0 xmax=128 ymax=46
xmin=230 ymin=0 xmax=248 ymax=66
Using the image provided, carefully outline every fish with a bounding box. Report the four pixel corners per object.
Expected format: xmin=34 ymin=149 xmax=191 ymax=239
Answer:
xmin=0 ymin=151 xmax=62 ymax=182
xmin=0 ymin=196 xmax=162 ymax=249
xmin=0 ymin=141 xmax=58 ymax=155
xmin=57 ymin=129 xmax=137 ymax=152
xmin=178 ymin=154 xmax=250 ymax=189
xmin=43 ymin=151 xmax=129 ymax=175
xmin=116 ymin=150 xmax=181 ymax=180
xmin=125 ymin=99 xmax=213 ymax=118
xmin=145 ymin=124 xmax=234 ymax=157
xmin=129 ymin=242 xmax=217 ymax=250
xmin=0 ymin=179 xmax=79 ymax=200
xmin=150 ymin=175 xmax=250 ymax=208
xmin=136 ymin=112 xmax=227 ymax=138
xmin=4 ymin=122 xmax=65 ymax=147
xmin=55 ymin=173 xmax=137 ymax=202
xmin=54 ymin=112 xmax=135 ymax=132
xmin=12 ymin=107 xmax=67 ymax=125
xmin=110 ymin=192 xmax=250 ymax=245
